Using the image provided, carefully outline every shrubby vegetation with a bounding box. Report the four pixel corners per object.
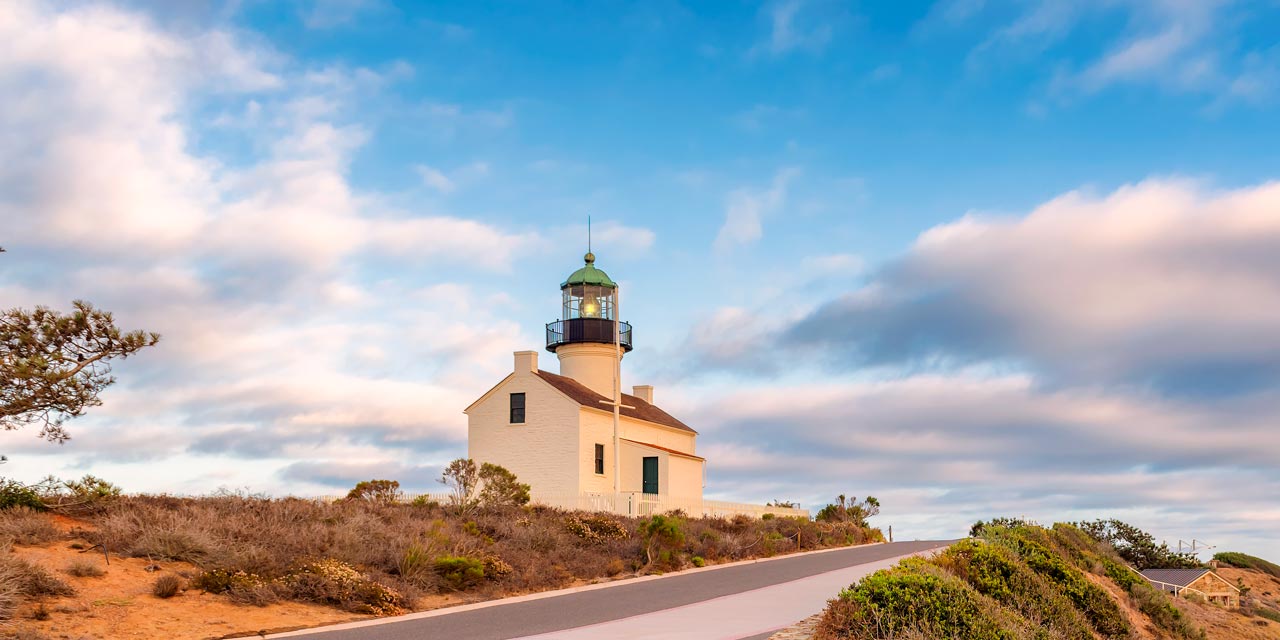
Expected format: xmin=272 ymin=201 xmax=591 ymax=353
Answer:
xmin=1214 ymin=551 xmax=1280 ymax=578
xmin=818 ymin=520 xmax=1207 ymax=640
xmin=1075 ymin=519 xmax=1201 ymax=570
xmin=816 ymin=495 xmax=880 ymax=527
xmin=0 ymin=475 xmax=121 ymax=516
xmin=0 ymin=469 xmax=883 ymax=622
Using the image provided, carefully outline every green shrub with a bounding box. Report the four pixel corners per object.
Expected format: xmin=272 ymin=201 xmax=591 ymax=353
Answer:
xmin=940 ymin=539 xmax=1094 ymax=640
xmin=346 ymin=480 xmax=402 ymax=504
xmin=0 ymin=481 xmax=45 ymax=512
xmin=410 ymin=495 xmax=439 ymax=508
xmin=1076 ymin=519 xmax=1200 ymax=570
xmin=639 ymin=514 xmax=685 ymax=568
xmin=995 ymin=530 xmax=1129 ymax=638
xmin=397 ymin=542 xmax=434 ymax=587
xmin=821 ymin=558 xmax=1015 ymax=640
xmin=477 ymin=463 xmax=530 ymax=508
xmin=691 ymin=556 xmax=705 ymax=568
xmin=1214 ymin=552 xmax=1280 ymax=579
xmin=434 ymin=555 xmax=486 ymax=591
xmin=1255 ymin=607 xmax=1280 ymax=623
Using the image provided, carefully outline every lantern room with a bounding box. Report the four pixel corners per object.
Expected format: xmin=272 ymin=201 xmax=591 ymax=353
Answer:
xmin=546 ymin=252 xmax=633 ymax=353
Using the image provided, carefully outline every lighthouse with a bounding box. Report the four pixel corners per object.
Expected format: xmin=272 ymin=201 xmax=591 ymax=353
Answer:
xmin=544 ymin=251 xmax=632 ymax=398
xmin=464 ymin=252 xmax=705 ymax=509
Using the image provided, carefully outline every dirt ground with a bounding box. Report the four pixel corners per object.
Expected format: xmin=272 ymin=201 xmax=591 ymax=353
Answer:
xmin=1 ymin=515 xmax=476 ymax=640
xmin=7 ymin=543 xmax=367 ymax=640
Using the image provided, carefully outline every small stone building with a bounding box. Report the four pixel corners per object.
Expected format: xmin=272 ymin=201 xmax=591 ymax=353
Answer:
xmin=1140 ymin=568 xmax=1240 ymax=608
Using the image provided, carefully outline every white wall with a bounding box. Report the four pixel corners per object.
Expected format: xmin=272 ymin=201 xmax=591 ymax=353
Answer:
xmin=555 ymin=342 xmax=621 ymax=398
xmin=467 ymin=368 xmax=582 ymax=497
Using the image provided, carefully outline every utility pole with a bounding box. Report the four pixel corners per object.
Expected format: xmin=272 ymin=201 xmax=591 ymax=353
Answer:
xmin=612 ymin=285 xmax=622 ymax=498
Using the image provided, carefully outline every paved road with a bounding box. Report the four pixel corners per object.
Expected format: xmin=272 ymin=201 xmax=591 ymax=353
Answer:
xmin=274 ymin=540 xmax=952 ymax=640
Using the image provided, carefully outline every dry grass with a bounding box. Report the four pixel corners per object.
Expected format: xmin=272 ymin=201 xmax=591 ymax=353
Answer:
xmin=62 ymin=560 xmax=104 ymax=578
xmin=0 ymin=509 xmax=58 ymax=547
xmin=152 ymin=574 xmax=182 ymax=599
xmin=79 ymin=494 xmax=877 ymax=614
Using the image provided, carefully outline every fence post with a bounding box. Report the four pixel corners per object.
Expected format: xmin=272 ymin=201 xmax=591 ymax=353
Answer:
xmin=889 ymin=525 xmax=893 ymax=543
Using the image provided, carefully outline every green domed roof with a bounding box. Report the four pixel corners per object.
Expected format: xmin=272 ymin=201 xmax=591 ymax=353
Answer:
xmin=561 ymin=252 xmax=617 ymax=288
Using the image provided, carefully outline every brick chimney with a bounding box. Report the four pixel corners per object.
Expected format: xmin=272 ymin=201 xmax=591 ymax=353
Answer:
xmin=514 ymin=350 xmax=538 ymax=374
xmin=632 ymin=385 xmax=654 ymax=404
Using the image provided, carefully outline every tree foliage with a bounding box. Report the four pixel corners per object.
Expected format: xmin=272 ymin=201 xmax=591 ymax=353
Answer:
xmin=346 ymin=479 xmax=403 ymax=504
xmin=816 ymin=494 xmax=880 ymax=526
xmin=477 ymin=463 xmax=530 ymax=508
xmin=1 ymin=300 xmax=159 ymax=444
xmin=439 ymin=459 xmax=479 ymax=514
xmin=1075 ymin=519 xmax=1201 ymax=570
xmin=439 ymin=459 xmax=531 ymax=513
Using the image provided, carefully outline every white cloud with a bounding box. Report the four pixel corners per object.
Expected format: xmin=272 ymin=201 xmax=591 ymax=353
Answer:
xmin=414 ymin=161 xmax=490 ymax=194
xmin=713 ymin=168 xmax=800 ymax=253
xmin=0 ymin=1 xmax=537 ymax=493
xmin=749 ymin=0 xmax=834 ymax=58
xmin=416 ymin=165 xmax=456 ymax=193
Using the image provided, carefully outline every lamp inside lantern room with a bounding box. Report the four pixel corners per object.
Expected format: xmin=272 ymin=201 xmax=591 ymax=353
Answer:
xmin=581 ymin=296 xmax=601 ymax=318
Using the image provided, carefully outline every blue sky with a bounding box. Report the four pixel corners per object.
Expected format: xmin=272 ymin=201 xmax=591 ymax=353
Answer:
xmin=3 ymin=0 xmax=1280 ymax=559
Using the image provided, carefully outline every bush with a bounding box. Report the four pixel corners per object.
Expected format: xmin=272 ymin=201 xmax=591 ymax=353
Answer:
xmin=285 ymin=559 xmax=403 ymax=615
xmin=0 ymin=507 xmax=58 ymax=545
xmin=0 ymin=480 xmax=45 ymax=512
xmin=478 ymin=463 xmax=530 ymax=508
xmin=999 ymin=531 xmax=1129 ymax=638
xmin=819 ymin=558 xmax=1014 ymax=640
xmin=64 ymin=560 xmax=105 ymax=578
xmin=1214 ymin=552 xmax=1280 ymax=579
xmin=0 ymin=555 xmax=75 ymax=598
xmin=152 ymin=574 xmax=182 ymax=598
xmin=940 ymin=539 xmax=1093 ymax=640
xmin=397 ymin=542 xmax=435 ymax=588
xmin=565 ymin=514 xmax=628 ymax=542
xmin=346 ymin=480 xmax=402 ymax=504
xmin=639 ymin=514 xmax=685 ymax=569
xmin=1076 ymin=519 xmax=1200 ymax=570
xmin=192 ymin=568 xmax=268 ymax=594
xmin=434 ymin=555 xmax=486 ymax=591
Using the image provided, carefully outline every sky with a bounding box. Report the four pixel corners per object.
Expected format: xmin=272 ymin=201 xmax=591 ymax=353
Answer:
xmin=2 ymin=0 xmax=1279 ymax=559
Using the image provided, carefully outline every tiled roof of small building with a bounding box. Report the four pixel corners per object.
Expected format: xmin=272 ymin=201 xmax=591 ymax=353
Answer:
xmin=535 ymin=370 xmax=697 ymax=435
xmin=1140 ymin=568 xmax=1210 ymax=587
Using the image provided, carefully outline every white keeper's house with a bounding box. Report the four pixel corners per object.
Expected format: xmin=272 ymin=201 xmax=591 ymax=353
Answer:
xmin=465 ymin=252 xmax=805 ymax=518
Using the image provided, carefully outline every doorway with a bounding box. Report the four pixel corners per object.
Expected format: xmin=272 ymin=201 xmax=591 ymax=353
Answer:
xmin=642 ymin=456 xmax=659 ymax=494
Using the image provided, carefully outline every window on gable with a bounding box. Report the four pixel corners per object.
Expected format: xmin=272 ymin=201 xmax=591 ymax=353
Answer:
xmin=594 ymin=443 xmax=605 ymax=475
xmin=510 ymin=393 xmax=525 ymax=424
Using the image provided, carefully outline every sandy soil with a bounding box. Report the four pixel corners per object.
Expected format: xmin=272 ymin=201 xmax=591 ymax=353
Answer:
xmin=2 ymin=515 xmax=597 ymax=640
xmin=3 ymin=514 xmax=374 ymax=640
xmin=1084 ymin=571 xmax=1159 ymax=640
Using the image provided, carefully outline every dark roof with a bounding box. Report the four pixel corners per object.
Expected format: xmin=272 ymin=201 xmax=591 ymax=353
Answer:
xmin=1140 ymin=568 xmax=1210 ymax=587
xmin=534 ymin=370 xmax=697 ymax=435
xmin=621 ymin=438 xmax=705 ymax=461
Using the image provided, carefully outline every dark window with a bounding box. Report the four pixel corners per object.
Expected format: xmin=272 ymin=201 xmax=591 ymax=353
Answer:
xmin=594 ymin=444 xmax=605 ymax=475
xmin=510 ymin=393 xmax=525 ymax=423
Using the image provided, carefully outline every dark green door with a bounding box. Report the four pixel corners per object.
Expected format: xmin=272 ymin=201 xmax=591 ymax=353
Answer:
xmin=642 ymin=457 xmax=659 ymax=494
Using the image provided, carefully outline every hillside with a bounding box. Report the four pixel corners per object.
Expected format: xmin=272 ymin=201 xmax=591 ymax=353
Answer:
xmin=813 ymin=522 xmax=1280 ymax=640
xmin=0 ymin=493 xmax=881 ymax=639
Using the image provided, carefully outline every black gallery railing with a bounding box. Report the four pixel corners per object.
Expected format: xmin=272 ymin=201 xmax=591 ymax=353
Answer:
xmin=546 ymin=318 xmax=633 ymax=352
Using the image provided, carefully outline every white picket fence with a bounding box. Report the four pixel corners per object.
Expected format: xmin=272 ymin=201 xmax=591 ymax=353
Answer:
xmin=327 ymin=491 xmax=809 ymax=519
xmin=526 ymin=492 xmax=810 ymax=519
